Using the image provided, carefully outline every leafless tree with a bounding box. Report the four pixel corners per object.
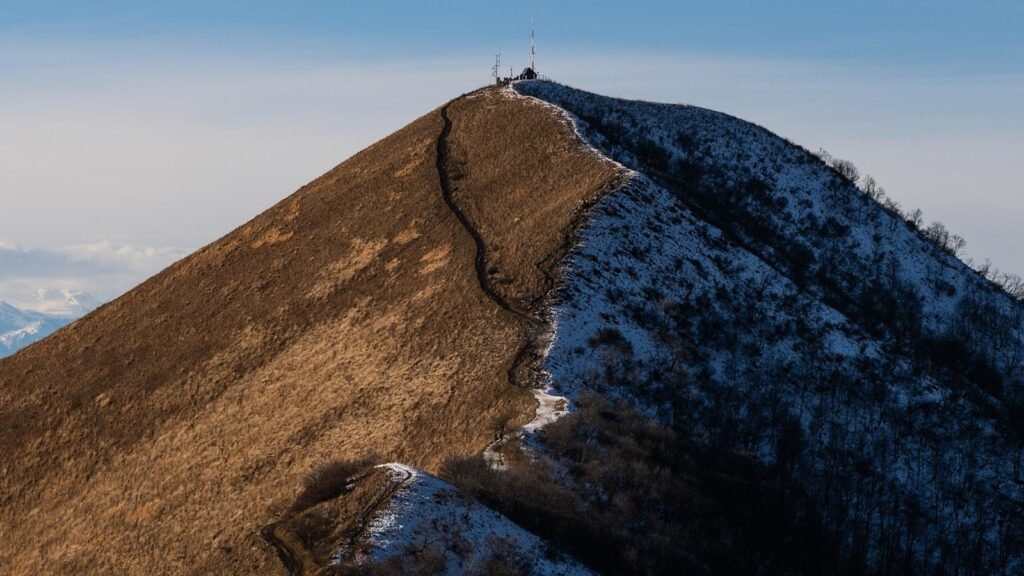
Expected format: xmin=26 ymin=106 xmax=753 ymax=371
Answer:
xmin=925 ymin=221 xmax=951 ymax=252
xmin=907 ymin=208 xmax=925 ymax=229
xmin=815 ymin=147 xmax=833 ymax=165
xmin=832 ymin=158 xmax=861 ymax=185
xmin=950 ymin=234 xmax=967 ymax=258
xmin=861 ymin=174 xmax=879 ymax=197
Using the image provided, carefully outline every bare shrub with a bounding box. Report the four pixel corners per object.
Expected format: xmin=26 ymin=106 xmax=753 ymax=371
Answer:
xmin=832 ymin=158 xmax=861 ymax=185
xmin=480 ymin=535 xmax=534 ymax=576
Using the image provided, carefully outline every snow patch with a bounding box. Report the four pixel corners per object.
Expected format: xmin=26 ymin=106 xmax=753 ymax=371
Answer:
xmin=0 ymin=293 xmax=98 ymax=357
xmin=360 ymin=465 xmax=592 ymax=575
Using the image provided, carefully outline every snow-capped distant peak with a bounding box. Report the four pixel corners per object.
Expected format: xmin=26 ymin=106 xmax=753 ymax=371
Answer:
xmin=0 ymin=289 xmax=101 ymax=357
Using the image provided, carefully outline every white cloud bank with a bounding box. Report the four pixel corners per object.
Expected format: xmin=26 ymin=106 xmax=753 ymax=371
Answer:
xmin=0 ymin=240 xmax=187 ymax=310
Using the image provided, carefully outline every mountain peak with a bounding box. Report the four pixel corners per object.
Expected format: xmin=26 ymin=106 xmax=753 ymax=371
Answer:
xmin=0 ymin=85 xmax=620 ymax=574
xmin=2 ymin=82 xmax=1022 ymax=574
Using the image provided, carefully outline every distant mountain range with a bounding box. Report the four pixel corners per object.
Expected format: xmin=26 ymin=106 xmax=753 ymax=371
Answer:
xmin=0 ymin=289 xmax=100 ymax=357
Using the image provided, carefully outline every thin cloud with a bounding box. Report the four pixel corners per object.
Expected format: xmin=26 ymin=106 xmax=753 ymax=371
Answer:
xmin=0 ymin=241 xmax=186 ymax=309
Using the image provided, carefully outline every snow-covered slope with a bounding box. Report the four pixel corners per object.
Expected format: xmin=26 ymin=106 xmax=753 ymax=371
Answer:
xmin=512 ymin=81 xmax=1024 ymax=574
xmin=357 ymin=464 xmax=591 ymax=575
xmin=0 ymin=291 xmax=100 ymax=357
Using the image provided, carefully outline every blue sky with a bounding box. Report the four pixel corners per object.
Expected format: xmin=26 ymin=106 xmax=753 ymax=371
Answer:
xmin=5 ymin=1 xmax=1022 ymax=67
xmin=1 ymin=1 xmax=1022 ymax=306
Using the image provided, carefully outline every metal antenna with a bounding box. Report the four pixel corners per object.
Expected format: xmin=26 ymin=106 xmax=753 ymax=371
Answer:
xmin=492 ymin=50 xmax=501 ymax=80
xmin=530 ymin=16 xmax=536 ymax=72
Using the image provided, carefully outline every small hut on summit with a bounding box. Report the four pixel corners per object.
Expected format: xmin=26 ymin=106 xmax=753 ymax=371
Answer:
xmin=516 ymin=67 xmax=537 ymax=80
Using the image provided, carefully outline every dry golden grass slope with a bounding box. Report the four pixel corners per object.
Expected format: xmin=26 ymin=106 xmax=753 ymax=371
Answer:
xmin=0 ymin=86 xmax=619 ymax=574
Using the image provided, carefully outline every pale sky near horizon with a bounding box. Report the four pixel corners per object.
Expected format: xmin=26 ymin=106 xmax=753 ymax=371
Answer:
xmin=1 ymin=1 xmax=1022 ymax=308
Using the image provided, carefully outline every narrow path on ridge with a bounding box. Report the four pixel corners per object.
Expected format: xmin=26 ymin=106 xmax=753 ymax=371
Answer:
xmin=436 ymin=101 xmax=535 ymax=324
xmin=343 ymin=464 xmax=416 ymax=555
xmin=437 ymin=92 xmax=628 ymax=469
xmin=261 ymin=95 xmax=539 ymax=576
xmin=435 ymin=98 xmax=543 ymax=409
xmin=436 ymin=96 xmax=574 ymax=469
xmin=260 ymin=466 xmax=415 ymax=576
xmin=262 ymin=90 xmax=614 ymax=573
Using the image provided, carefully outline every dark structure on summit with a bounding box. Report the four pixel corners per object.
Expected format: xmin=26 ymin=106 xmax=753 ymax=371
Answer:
xmin=493 ymin=19 xmax=542 ymax=86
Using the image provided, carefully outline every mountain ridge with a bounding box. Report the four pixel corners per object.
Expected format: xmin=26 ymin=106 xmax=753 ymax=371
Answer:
xmin=510 ymin=80 xmax=1024 ymax=574
xmin=0 ymin=86 xmax=618 ymax=575
xmin=2 ymin=81 xmax=1022 ymax=575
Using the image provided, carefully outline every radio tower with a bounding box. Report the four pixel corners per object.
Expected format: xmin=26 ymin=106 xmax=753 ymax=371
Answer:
xmin=530 ymin=17 xmax=536 ymax=73
xmin=492 ymin=50 xmax=501 ymax=81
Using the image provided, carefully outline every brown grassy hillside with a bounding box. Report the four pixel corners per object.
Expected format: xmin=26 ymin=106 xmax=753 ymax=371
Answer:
xmin=446 ymin=91 xmax=623 ymax=312
xmin=0 ymin=86 xmax=618 ymax=575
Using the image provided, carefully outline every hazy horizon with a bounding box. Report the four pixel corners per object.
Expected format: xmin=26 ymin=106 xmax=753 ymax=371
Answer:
xmin=3 ymin=1 xmax=1022 ymax=308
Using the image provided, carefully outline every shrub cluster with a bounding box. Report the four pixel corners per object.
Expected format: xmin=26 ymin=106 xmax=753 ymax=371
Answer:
xmin=442 ymin=393 xmax=841 ymax=576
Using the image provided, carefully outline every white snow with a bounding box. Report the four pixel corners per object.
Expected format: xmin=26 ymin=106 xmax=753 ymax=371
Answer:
xmin=483 ymin=385 xmax=570 ymax=469
xmin=0 ymin=293 xmax=99 ymax=358
xmin=357 ymin=463 xmax=592 ymax=575
xmin=512 ymin=80 xmax=1024 ymax=574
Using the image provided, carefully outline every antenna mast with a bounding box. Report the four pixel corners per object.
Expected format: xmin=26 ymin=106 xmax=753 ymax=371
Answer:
xmin=492 ymin=50 xmax=501 ymax=80
xmin=530 ymin=16 xmax=536 ymax=72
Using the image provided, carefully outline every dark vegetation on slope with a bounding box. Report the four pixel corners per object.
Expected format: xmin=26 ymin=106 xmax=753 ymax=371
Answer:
xmin=514 ymin=82 xmax=1024 ymax=575
xmin=277 ymin=392 xmax=847 ymax=576
xmin=566 ymin=86 xmax=1024 ymax=438
xmin=443 ymin=391 xmax=844 ymax=576
xmin=264 ymin=463 xmax=413 ymax=576
xmin=816 ymin=147 xmax=1024 ymax=300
